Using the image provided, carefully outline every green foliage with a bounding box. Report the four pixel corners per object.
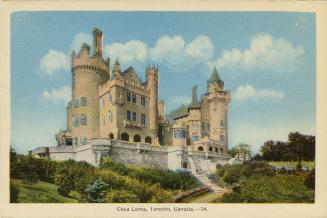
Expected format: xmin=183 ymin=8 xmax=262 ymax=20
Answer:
xmin=260 ymin=132 xmax=315 ymax=162
xmin=216 ymin=161 xmax=314 ymax=203
xmin=221 ymin=174 xmax=314 ymax=203
xmin=85 ymin=178 xmax=109 ymax=203
xmin=11 ymin=179 xmax=79 ymax=203
xmin=10 ymin=155 xmax=199 ymax=203
xmin=229 ymin=143 xmax=252 ymax=158
xmin=106 ymin=190 xmax=140 ymax=203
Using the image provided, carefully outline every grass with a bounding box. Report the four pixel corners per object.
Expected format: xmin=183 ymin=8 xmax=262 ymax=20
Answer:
xmin=269 ymin=161 xmax=314 ymax=169
xmin=12 ymin=179 xmax=80 ymax=203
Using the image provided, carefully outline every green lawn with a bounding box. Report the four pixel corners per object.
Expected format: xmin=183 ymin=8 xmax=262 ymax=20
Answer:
xmin=12 ymin=179 xmax=80 ymax=203
xmin=269 ymin=161 xmax=314 ymax=169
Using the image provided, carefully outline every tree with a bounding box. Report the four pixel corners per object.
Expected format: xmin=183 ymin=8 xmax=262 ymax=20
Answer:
xmin=85 ymin=178 xmax=109 ymax=203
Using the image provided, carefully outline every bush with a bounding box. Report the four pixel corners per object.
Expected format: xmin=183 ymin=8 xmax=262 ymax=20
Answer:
xmin=106 ymin=190 xmax=140 ymax=203
xmin=85 ymin=178 xmax=109 ymax=203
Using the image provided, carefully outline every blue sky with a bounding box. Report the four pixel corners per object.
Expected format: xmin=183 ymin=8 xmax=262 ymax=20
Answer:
xmin=11 ymin=12 xmax=316 ymax=154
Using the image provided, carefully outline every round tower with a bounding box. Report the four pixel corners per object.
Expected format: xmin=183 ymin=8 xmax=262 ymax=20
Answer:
xmin=147 ymin=66 xmax=159 ymax=141
xmin=207 ymin=66 xmax=231 ymax=154
xmin=71 ymin=28 xmax=110 ymax=146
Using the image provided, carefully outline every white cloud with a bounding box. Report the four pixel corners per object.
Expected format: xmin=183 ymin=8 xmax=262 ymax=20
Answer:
xmin=211 ymin=33 xmax=304 ymax=73
xmin=43 ymin=86 xmax=71 ymax=104
xmin=40 ymin=49 xmax=69 ymax=75
xmin=70 ymin=32 xmax=92 ymax=53
xmin=149 ymin=35 xmax=214 ymax=71
xmin=104 ymin=40 xmax=148 ymax=69
xmin=233 ymin=84 xmax=284 ymax=101
xmin=185 ymin=35 xmax=214 ymax=61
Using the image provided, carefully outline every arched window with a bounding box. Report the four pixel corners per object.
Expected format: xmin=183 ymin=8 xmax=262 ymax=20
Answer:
xmin=220 ymin=148 xmax=224 ymax=154
xmin=198 ymin=146 xmax=204 ymax=151
xmin=209 ymin=146 xmax=213 ymax=152
xmin=134 ymin=135 xmax=141 ymax=142
xmin=215 ymin=147 xmax=218 ymax=153
xmin=109 ymin=133 xmax=114 ymax=139
xmin=145 ymin=136 xmax=152 ymax=144
xmin=121 ymin=132 xmax=129 ymax=141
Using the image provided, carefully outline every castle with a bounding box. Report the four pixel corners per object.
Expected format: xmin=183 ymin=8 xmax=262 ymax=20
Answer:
xmin=32 ymin=28 xmax=232 ymax=172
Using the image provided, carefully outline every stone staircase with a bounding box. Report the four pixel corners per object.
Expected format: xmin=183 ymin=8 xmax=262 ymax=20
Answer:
xmin=188 ymin=158 xmax=227 ymax=194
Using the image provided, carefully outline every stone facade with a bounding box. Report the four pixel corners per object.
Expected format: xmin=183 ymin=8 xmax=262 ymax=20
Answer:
xmin=36 ymin=27 xmax=232 ymax=172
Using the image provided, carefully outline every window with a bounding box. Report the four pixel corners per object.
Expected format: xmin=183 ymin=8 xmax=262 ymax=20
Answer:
xmin=81 ymin=97 xmax=87 ymax=106
xmin=100 ymin=96 xmax=104 ymax=107
xmin=192 ymin=134 xmax=200 ymax=141
xmin=127 ymin=110 xmax=131 ymax=120
xmin=108 ymin=92 xmax=112 ymax=103
xmin=80 ymin=114 xmax=87 ymax=125
xmin=132 ymin=111 xmax=137 ymax=121
xmin=132 ymin=93 xmax=136 ymax=103
xmin=198 ymin=146 xmax=204 ymax=151
xmin=141 ymin=114 xmax=146 ymax=126
xmin=209 ymin=146 xmax=213 ymax=152
xmin=74 ymin=99 xmax=79 ymax=108
xmin=73 ymin=116 xmax=79 ymax=127
xmin=108 ymin=111 xmax=112 ymax=123
xmin=215 ymin=147 xmax=218 ymax=153
xmin=220 ymin=134 xmax=225 ymax=145
xmin=127 ymin=92 xmax=131 ymax=102
xmin=80 ymin=137 xmax=88 ymax=145
xmin=174 ymin=130 xmax=186 ymax=139
xmin=141 ymin=96 xmax=146 ymax=106
xmin=220 ymin=148 xmax=224 ymax=154
xmin=220 ymin=120 xmax=224 ymax=129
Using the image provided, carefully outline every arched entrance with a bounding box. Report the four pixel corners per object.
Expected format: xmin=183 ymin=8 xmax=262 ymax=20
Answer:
xmin=209 ymin=146 xmax=213 ymax=152
xmin=145 ymin=136 xmax=152 ymax=144
xmin=198 ymin=146 xmax=203 ymax=151
xmin=134 ymin=135 xmax=141 ymax=142
xmin=121 ymin=132 xmax=129 ymax=141
xmin=109 ymin=133 xmax=114 ymax=139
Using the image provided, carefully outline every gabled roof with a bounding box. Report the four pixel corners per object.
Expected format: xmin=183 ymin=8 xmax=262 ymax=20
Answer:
xmin=122 ymin=67 xmax=143 ymax=84
xmin=167 ymin=105 xmax=189 ymax=120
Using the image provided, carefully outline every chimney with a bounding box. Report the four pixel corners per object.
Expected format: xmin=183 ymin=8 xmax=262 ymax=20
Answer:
xmin=93 ymin=28 xmax=103 ymax=57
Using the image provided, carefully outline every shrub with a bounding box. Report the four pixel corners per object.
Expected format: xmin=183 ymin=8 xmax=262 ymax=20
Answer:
xmin=85 ymin=178 xmax=110 ymax=203
xmin=106 ymin=190 xmax=140 ymax=203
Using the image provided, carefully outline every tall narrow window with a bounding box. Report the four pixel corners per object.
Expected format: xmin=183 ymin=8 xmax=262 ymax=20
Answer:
xmin=127 ymin=92 xmax=131 ymax=102
xmin=141 ymin=96 xmax=146 ymax=106
xmin=108 ymin=92 xmax=112 ymax=103
xmin=108 ymin=111 xmax=112 ymax=123
xmin=132 ymin=111 xmax=137 ymax=121
xmin=141 ymin=114 xmax=146 ymax=126
xmin=80 ymin=114 xmax=87 ymax=125
xmin=81 ymin=97 xmax=87 ymax=106
xmin=220 ymin=120 xmax=224 ymax=129
xmin=73 ymin=116 xmax=79 ymax=127
xmin=220 ymin=134 xmax=225 ymax=145
xmin=127 ymin=110 xmax=131 ymax=120
xmin=132 ymin=93 xmax=136 ymax=103
xmin=100 ymin=96 xmax=104 ymax=107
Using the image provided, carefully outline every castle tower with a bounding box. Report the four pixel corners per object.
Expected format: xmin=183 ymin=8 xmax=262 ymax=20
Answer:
xmin=147 ymin=66 xmax=159 ymax=142
xmin=207 ymin=66 xmax=231 ymax=153
xmin=71 ymin=28 xmax=110 ymax=146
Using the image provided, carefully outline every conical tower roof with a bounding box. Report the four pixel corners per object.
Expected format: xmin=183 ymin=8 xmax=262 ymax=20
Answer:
xmin=208 ymin=66 xmax=224 ymax=86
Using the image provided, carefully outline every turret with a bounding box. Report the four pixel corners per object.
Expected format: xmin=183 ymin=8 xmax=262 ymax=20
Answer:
xmin=70 ymin=28 xmax=109 ymax=146
xmin=111 ymin=58 xmax=121 ymax=80
xmin=189 ymin=85 xmax=201 ymax=110
xmin=207 ymin=66 xmax=231 ymax=154
xmin=147 ymin=66 xmax=159 ymax=137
